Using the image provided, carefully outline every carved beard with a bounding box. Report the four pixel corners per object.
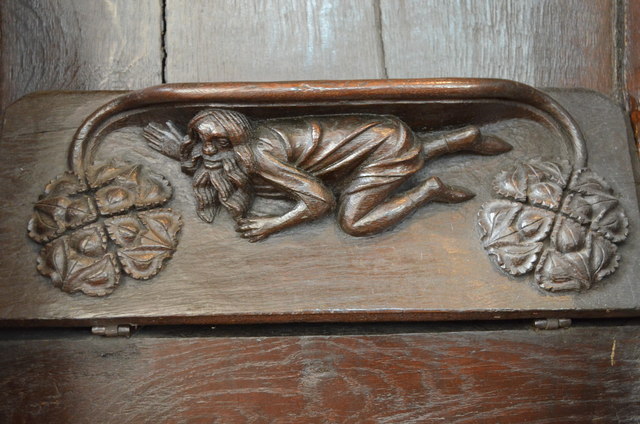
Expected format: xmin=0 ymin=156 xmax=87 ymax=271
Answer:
xmin=191 ymin=155 xmax=252 ymax=223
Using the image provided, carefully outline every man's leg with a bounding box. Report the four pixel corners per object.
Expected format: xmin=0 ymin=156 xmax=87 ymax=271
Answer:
xmin=337 ymin=176 xmax=473 ymax=237
xmin=421 ymin=126 xmax=512 ymax=161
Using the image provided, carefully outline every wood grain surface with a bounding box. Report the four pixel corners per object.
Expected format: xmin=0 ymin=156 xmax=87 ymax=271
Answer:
xmin=1 ymin=89 xmax=638 ymax=325
xmin=0 ymin=0 xmax=162 ymax=121
xmin=1 ymin=324 xmax=639 ymax=423
xmin=380 ymin=0 xmax=616 ymax=95
xmin=165 ymin=0 xmax=386 ymax=82
xmin=625 ymin=0 xmax=640 ymax=152
xmin=625 ymin=0 xmax=640 ymax=100
xmin=1 ymin=2 xmax=640 ymax=422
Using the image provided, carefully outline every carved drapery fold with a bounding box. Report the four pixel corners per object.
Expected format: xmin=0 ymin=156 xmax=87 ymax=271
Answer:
xmin=24 ymin=80 xmax=628 ymax=296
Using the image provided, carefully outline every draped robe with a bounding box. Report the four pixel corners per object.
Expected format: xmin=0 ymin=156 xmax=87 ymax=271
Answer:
xmin=245 ymin=115 xmax=424 ymax=205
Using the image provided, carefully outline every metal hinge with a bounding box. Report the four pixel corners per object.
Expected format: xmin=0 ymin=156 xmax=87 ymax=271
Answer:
xmin=91 ymin=324 xmax=133 ymax=337
xmin=534 ymin=318 xmax=572 ymax=330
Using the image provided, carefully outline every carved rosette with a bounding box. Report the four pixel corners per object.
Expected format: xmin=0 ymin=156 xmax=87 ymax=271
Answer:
xmin=478 ymin=159 xmax=629 ymax=292
xmin=28 ymin=162 xmax=182 ymax=296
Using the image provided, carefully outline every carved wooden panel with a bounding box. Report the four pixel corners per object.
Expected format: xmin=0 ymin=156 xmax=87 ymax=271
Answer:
xmin=0 ymin=80 xmax=638 ymax=326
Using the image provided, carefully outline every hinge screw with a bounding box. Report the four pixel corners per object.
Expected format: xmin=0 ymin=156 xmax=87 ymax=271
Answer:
xmin=91 ymin=324 xmax=132 ymax=337
xmin=534 ymin=318 xmax=572 ymax=330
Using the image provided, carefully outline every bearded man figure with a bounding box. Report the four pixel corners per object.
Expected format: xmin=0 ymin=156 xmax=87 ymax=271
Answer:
xmin=144 ymin=109 xmax=511 ymax=242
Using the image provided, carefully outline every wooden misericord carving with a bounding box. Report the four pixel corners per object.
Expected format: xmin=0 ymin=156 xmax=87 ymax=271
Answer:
xmin=24 ymin=80 xmax=629 ymax=297
xmin=143 ymin=111 xmax=511 ymax=241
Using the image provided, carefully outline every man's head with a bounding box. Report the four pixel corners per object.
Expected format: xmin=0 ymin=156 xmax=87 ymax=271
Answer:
xmin=181 ymin=109 xmax=253 ymax=224
xmin=184 ymin=109 xmax=252 ymax=169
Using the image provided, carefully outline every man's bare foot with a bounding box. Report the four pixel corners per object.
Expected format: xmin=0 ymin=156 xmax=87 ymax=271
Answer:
xmin=421 ymin=177 xmax=476 ymax=204
xmin=468 ymin=135 xmax=513 ymax=156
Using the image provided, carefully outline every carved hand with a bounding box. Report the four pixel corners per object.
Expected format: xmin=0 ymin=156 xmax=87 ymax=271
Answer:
xmin=236 ymin=217 xmax=282 ymax=242
xmin=143 ymin=121 xmax=185 ymax=160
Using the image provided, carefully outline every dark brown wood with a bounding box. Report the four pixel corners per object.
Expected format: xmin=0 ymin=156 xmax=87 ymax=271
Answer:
xmin=1 ymin=324 xmax=639 ymax=423
xmin=625 ymin=0 xmax=640 ymax=154
xmin=144 ymin=111 xmax=507 ymax=241
xmin=1 ymin=2 xmax=638 ymax=423
xmin=625 ymin=0 xmax=640 ymax=101
xmin=1 ymin=85 xmax=639 ymax=326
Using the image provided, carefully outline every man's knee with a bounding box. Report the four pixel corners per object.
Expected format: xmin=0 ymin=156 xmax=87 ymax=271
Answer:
xmin=337 ymin=204 xmax=376 ymax=237
xmin=339 ymin=217 xmax=373 ymax=237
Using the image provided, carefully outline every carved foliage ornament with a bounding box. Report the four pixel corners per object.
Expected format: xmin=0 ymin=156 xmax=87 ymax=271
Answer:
xmin=30 ymin=109 xmax=513 ymax=296
xmin=28 ymin=162 xmax=182 ymax=296
xmin=478 ymin=159 xmax=628 ymax=292
xmin=24 ymin=81 xmax=631 ymax=297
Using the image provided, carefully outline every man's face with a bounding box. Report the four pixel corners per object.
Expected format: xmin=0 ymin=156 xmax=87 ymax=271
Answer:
xmin=192 ymin=118 xmax=234 ymax=169
xmin=187 ymin=114 xmax=252 ymax=223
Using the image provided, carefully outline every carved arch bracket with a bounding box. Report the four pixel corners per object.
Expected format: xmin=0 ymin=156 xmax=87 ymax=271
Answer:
xmin=24 ymin=79 xmax=628 ymax=296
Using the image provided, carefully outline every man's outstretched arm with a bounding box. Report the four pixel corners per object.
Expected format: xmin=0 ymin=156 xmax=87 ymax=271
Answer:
xmin=143 ymin=121 xmax=186 ymax=160
xmin=236 ymin=151 xmax=335 ymax=242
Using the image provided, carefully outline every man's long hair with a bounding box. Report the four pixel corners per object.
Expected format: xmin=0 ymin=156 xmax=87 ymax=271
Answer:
xmin=181 ymin=109 xmax=253 ymax=164
xmin=183 ymin=109 xmax=254 ymax=223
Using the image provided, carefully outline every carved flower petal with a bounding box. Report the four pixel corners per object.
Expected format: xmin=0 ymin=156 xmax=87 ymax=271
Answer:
xmin=37 ymin=224 xmax=119 ymax=296
xmin=134 ymin=172 xmax=173 ymax=209
xmin=28 ymin=194 xmax=98 ymax=243
xmin=62 ymin=254 xmax=120 ymax=297
xmin=493 ymin=165 xmax=528 ymax=201
xmin=105 ymin=209 xmax=182 ymax=280
xmin=104 ymin=215 xmax=141 ymax=246
xmin=28 ymin=198 xmax=66 ymax=243
xmin=589 ymin=196 xmax=629 ymax=242
xmin=568 ymin=168 xmax=613 ymax=196
xmin=560 ymin=192 xmax=593 ymax=224
xmin=69 ymin=223 xmax=109 ymax=257
xmin=86 ymin=161 xmax=138 ymax=189
xmin=64 ymin=196 xmax=99 ymax=229
xmin=535 ymin=249 xmax=590 ymax=292
xmin=95 ymin=186 xmax=136 ymax=215
xmin=528 ymin=181 xmax=563 ymax=211
xmin=38 ymin=238 xmax=68 ymax=286
xmin=477 ymin=200 xmax=523 ymax=247
xmin=116 ymin=248 xmax=174 ymax=280
xmin=43 ymin=171 xmax=88 ymax=196
xmin=487 ymin=242 xmax=544 ymax=276
xmin=535 ymin=231 xmax=619 ymax=293
xmin=589 ymin=232 xmax=620 ymax=281
xmin=493 ymin=159 xmax=572 ymax=204
xmin=551 ymin=216 xmax=587 ymax=253
xmin=514 ymin=206 xmax=555 ymax=242
xmin=139 ymin=209 xmax=182 ymax=248
xmin=563 ymin=170 xmax=628 ymax=242
xmin=91 ymin=162 xmax=172 ymax=216
xmin=527 ymin=159 xmax=572 ymax=186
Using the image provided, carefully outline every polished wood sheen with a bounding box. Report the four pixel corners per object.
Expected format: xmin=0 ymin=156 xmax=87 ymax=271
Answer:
xmin=1 ymin=2 xmax=639 ymax=422
xmin=625 ymin=0 xmax=640 ymax=153
xmin=1 ymin=85 xmax=638 ymax=326
xmin=1 ymin=324 xmax=639 ymax=423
